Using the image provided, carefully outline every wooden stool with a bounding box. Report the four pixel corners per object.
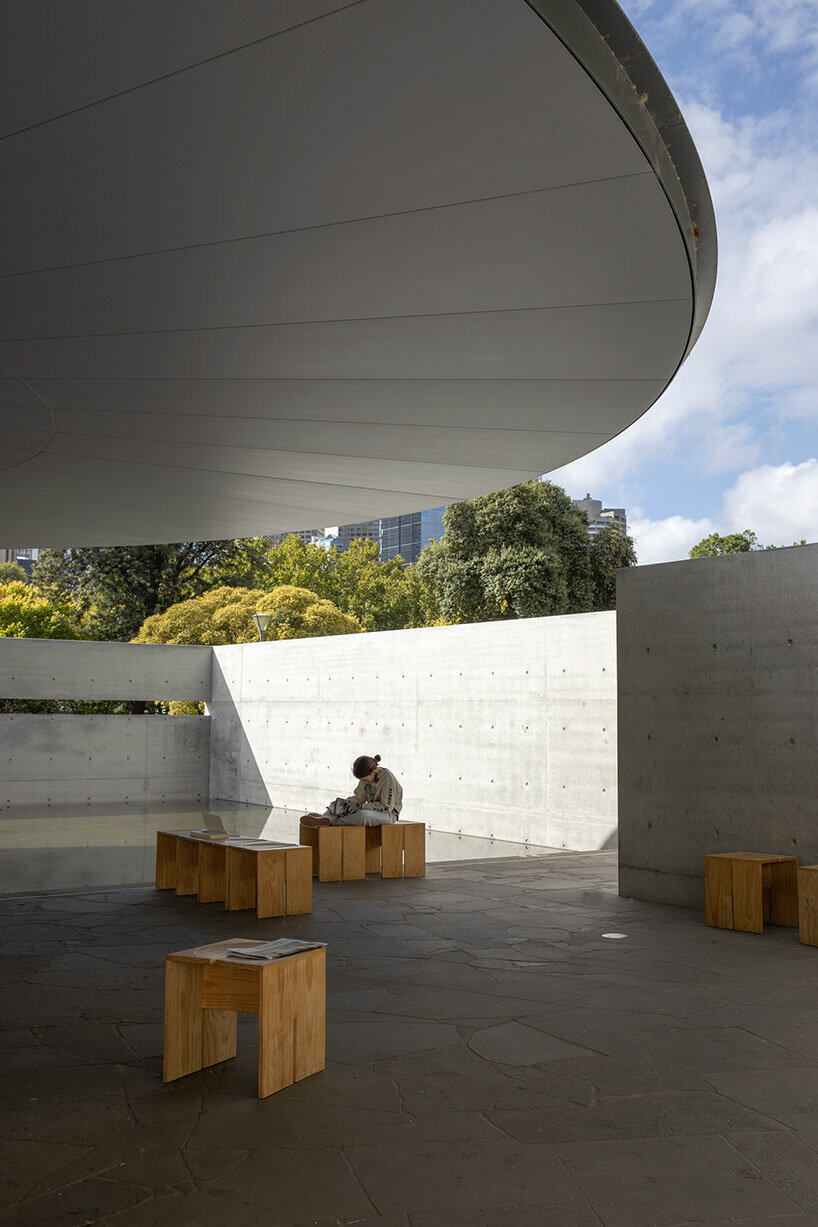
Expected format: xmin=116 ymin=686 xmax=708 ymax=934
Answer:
xmin=299 ymin=820 xmax=426 ymax=880
xmin=704 ymin=852 xmax=799 ymax=934
xmin=798 ymin=865 xmax=818 ymax=946
xmin=163 ymin=940 xmax=325 ymax=1099
xmin=299 ymin=825 xmax=365 ymax=882
xmin=372 ymin=822 xmax=426 ymax=878
xmin=156 ymin=831 xmax=312 ymax=918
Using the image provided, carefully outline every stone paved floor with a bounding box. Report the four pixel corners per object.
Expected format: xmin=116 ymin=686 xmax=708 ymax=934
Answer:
xmin=1 ymin=852 xmax=818 ymax=1226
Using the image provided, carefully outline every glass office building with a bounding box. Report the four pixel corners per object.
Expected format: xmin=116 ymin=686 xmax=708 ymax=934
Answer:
xmin=379 ymin=506 xmax=446 ymax=566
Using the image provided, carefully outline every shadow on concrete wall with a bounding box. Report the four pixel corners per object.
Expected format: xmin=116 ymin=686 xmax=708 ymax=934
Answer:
xmin=208 ymin=653 xmax=270 ymax=806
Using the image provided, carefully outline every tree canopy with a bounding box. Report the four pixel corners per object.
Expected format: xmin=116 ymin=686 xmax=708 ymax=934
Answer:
xmin=0 ymin=561 xmax=29 ymax=584
xmin=689 ymin=530 xmax=808 ymax=558
xmin=689 ymin=530 xmax=759 ymax=557
xmin=133 ymin=584 xmax=362 ymax=646
xmin=33 ymin=539 xmax=271 ymax=641
xmin=416 ymin=481 xmax=632 ymax=622
xmin=0 ymin=581 xmax=84 ymax=640
xmin=588 ymin=524 xmax=638 ymax=610
xmin=265 ymin=535 xmax=436 ymax=631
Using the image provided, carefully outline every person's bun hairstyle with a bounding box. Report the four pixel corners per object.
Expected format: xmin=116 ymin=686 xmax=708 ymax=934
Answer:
xmin=352 ymin=754 xmax=381 ymax=779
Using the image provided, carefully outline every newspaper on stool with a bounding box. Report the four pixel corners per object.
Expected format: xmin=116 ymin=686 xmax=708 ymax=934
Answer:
xmin=227 ymin=938 xmax=327 ymax=962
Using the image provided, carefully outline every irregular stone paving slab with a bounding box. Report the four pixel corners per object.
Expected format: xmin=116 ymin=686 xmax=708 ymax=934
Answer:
xmin=727 ymin=1131 xmax=818 ymax=1212
xmin=10 ymin=1174 xmax=151 ymax=1227
xmin=4 ymin=852 xmax=818 ymax=1225
xmin=327 ymin=1018 xmax=462 ymax=1063
xmin=738 ymin=1022 xmax=818 ymax=1063
xmin=490 ymin=1089 xmax=785 ymax=1142
xmin=345 ymin=1137 xmax=582 ymax=1214
xmin=469 ymin=1019 xmax=596 ymax=1064
xmin=556 ymin=1135 xmax=800 ymax=1227
xmin=412 ymin=1207 xmax=603 ymax=1227
xmin=706 ymin=1067 xmax=818 ymax=1132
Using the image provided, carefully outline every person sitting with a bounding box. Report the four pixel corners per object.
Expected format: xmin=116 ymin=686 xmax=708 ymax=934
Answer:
xmin=301 ymin=754 xmax=403 ymax=827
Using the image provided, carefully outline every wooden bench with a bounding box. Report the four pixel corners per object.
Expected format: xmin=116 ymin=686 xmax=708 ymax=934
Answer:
xmin=704 ymin=852 xmax=799 ymax=934
xmin=163 ymin=939 xmax=325 ymax=1098
xmin=156 ymin=830 xmax=312 ymax=918
xmin=299 ymin=820 xmax=426 ymax=881
xmin=798 ymin=865 xmax=818 ymax=946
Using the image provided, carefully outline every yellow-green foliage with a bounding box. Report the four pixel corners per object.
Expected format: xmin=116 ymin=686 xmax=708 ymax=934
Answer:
xmin=133 ymin=585 xmax=362 ymax=646
xmin=167 ymin=700 xmax=205 ymax=715
xmin=0 ymin=581 xmax=83 ymax=640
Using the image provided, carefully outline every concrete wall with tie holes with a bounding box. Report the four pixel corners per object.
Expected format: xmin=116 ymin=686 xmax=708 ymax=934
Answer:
xmin=0 ymin=640 xmax=211 ymax=806
xmin=617 ymin=544 xmax=818 ymax=907
xmin=209 ymin=612 xmax=618 ymax=851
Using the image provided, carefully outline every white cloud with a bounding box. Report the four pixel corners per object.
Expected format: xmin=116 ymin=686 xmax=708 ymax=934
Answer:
xmin=628 ymin=0 xmax=818 ymax=89
xmin=721 ymin=457 xmax=818 ymax=542
xmin=627 ymin=458 xmax=818 ymax=566
xmin=629 ymin=513 xmax=717 ymax=565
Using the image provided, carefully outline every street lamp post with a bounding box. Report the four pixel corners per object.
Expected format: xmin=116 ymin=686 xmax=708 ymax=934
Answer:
xmin=252 ymin=613 xmax=273 ymax=643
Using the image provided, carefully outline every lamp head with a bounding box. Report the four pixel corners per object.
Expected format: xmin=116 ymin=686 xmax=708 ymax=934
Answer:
xmin=252 ymin=612 xmax=273 ymax=641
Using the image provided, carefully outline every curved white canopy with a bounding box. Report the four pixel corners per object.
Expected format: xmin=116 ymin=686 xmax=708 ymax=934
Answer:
xmin=0 ymin=0 xmax=715 ymax=546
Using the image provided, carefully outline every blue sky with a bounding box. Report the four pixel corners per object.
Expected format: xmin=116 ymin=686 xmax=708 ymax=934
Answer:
xmin=549 ymin=0 xmax=818 ymax=563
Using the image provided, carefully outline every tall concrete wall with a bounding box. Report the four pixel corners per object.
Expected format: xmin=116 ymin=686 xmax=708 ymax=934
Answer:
xmin=0 ymin=639 xmax=210 ymax=806
xmin=617 ymin=545 xmax=818 ymax=907
xmin=0 ymin=714 xmax=209 ymax=806
xmin=209 ymin=613 xmax=617 ymax=850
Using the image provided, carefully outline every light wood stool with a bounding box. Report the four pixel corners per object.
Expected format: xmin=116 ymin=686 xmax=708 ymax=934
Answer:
xmin=798 ymin=865 xmax=818 ymax=946
xmin=704 ymin=852 xmax=799 ymax=934
xmin=163 ymin=940 xmax=325 ymax=1098
xmin=156 ymin=831 xmax=312 ymax=918
xmin=299 ymin=825 xmax=366 ymax=882
xmin=299 ymin=820 xmax=426 ymax=880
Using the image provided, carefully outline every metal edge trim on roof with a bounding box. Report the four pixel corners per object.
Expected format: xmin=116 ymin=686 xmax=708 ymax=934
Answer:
xmin=524 ymin=0 xmax=717 ymax=364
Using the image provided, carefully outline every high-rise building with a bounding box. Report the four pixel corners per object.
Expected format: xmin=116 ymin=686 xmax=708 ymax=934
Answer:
xmin=0 ymin=547 xmax=40 ymax=574
xmin=572 ymin=494 xmax=627 ymax=537
xmin=379 ymin=506 xmax=446 ymax=566
xmin=268 ymin=528 xmax=323 ymax=546
xmin=312 ymin=520 xmax=380 ymax=553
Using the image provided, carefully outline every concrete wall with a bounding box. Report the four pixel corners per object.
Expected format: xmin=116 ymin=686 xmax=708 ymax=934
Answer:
xmin=0 ymin=714 xmax=209 ymax=806
xmin=209 ymin=612 xmax=617 ymax=850
xmin=1 ymin=639 xmax=210 ymax=806
xmin=0 ymin=638 xmax=211 ymax=701
xmin=617 ymin=545 xmax=818 ymax=907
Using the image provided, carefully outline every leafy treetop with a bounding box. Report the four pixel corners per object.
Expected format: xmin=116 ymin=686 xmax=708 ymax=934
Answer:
xmin=588 ymin=524 xmax=638 ymax=610
xmin=0 ymin=561 xmax=29 ymax=584
xmin=689 ymin=531 xmax=808 ymax=557
xmin=0 ymin=581 xmax=84 ymax=640
xmin=417 ymin=480 xmax=633 ymax=622
xmin=689 ymin=530 xmax=760 ymax=557
xmin=265 ymin=535 xmax=436 ymax=631
xmin=133 ymin=585 xmax=362 ymax=646
xmin=33 ymin=539 xmax=271 ymax=642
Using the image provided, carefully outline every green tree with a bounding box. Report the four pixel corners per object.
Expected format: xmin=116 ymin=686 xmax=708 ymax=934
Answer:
xmin=689 ymin=530 xmax=759 ymax=557
xmin=33 ymin=539 xmax=271 ymax=641
xmin=0 ymin=581 xmax=83 ymax=640
xmin=265 ymin=535 xmax=436 ymax=631
xmin=417 ymin=481 xmax=595 ymax=623
xmin=0 ymin=561 xmax=29 ymax=584
xmin=588 ymin=524 xmax=638 ymax=611
xmin=133 ymin=585 xmax=362 ymax=646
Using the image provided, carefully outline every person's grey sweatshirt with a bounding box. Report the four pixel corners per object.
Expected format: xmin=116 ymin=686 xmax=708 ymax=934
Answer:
xmin=351 ymin=767 xmax=403 ymax=817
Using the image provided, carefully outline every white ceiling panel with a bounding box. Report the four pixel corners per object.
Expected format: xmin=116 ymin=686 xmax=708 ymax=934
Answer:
xmin=0 ymin=0 xmax=715 ymax=545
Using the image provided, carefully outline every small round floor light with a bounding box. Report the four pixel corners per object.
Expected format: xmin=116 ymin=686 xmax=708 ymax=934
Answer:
xmin=252 ymin=613 xmax=273 ymax=643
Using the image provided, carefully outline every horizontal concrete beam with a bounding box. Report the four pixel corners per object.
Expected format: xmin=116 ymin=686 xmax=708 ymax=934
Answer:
xmin=0 ymin=638 xmax=212 ymax=701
